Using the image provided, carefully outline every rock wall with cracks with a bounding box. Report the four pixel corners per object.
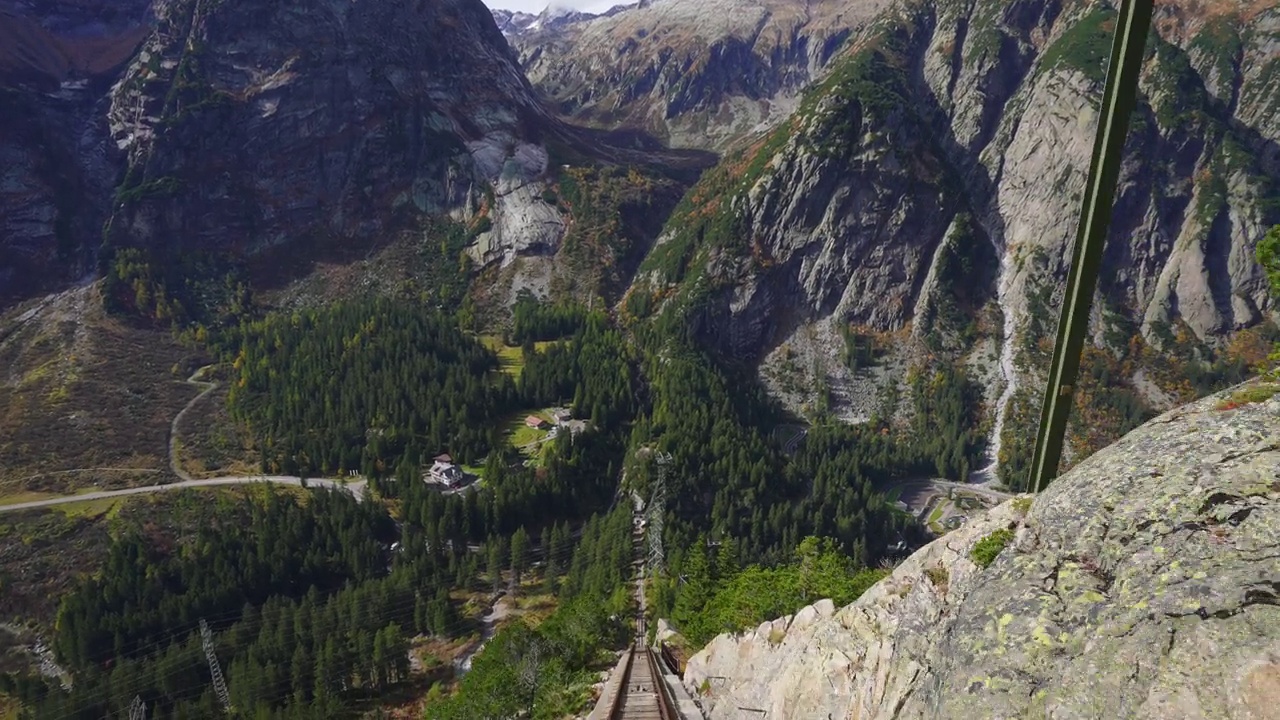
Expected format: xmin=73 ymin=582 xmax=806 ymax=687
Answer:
xmin=513 ymin=0 xmax=896 ymax=151
xmin=629 ymin=0 xmax=1280 ymax=478
xmin=103 ymin=0 xmax=553 ymax=262
xmin=669 ymin=0 xmax=1280 ymax=354
xmin=684 ymin=380 xmax=1280 ymax=719
xmin=0 ymin=0 xmax=153 ymax=305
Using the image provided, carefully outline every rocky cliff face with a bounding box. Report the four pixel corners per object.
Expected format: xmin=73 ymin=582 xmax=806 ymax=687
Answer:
xmin=628 ymin=0 xmax=1280 ymax=474
xmin=1 ymin=0 xmax=557 ymax=305
xmin=684 ymin=380 xmax=1280 ymax=719
xmin=490 ymin=7 xmax=540 ymax=36
xmin=1 ymin=0 xmax=709 ymax=315
xmin=104 ymin=0 xmax=556 ymax=262
xmin=492 ymin=4 xmax=649 ymax=39
xmin=513 ymin=0 xmax=894 ymax=150
xmin=0 ymin=0 xmax=152 ymax=305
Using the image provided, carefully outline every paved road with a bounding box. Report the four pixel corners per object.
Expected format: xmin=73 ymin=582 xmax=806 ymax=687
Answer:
xmin=0 ymin=357 xmax=371 ymax=515
xmin=927 ymin=478 xmax=1016 ymax=502
xmin=0 ymin=476 xmax=367 ymax=514
xmin=890 ymin=477 xmax=1018 ymax=535
xmin=784 ymin=427 xmax=807 ymax=455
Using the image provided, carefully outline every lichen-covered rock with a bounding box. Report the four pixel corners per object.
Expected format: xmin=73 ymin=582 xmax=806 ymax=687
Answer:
xmin=684 ymin=381 xmax=1280 ymax=719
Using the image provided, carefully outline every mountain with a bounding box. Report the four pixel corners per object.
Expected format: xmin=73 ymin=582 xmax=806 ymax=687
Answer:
xmin=103 ymin=0 xmax=552 ymax=263
xmin=490 ymin=7 xmax=540 ymax=35
xmin=3 ymin=0 xmax=1276 ymax=484
xmin=1 ymin=0 xmax=1279 ymax=716
xmin=620 ymin=0 xmax=1280 ymax=484
xmin=512 ymin=0 xmax=895 ymax=150
xmin=683 ymin=379 xmax=1280 ymax=719
xmin=491 ymin=3 xmax=644 ymax=38
xmin=0 ymin=0 xmax=709 ymax=316
xmin=0 ymin=0 xmax=704 ymax=486
xmin=0 ymin=0 xmax=152 ymax=305
xmin=524 ymin=4 xmax=603 ymax=34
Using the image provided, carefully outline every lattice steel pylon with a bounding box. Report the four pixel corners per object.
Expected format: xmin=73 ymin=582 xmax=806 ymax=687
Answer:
xmin=646 ymin=452 xmax=672 ymax=578
xmin=199 ymin=618 xmax=232 ymax=713
xmin=128 ymin=695 xmax=146 ymax=720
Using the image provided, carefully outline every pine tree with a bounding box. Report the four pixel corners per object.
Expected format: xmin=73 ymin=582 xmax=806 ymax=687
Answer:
xmin=290 ymin=642 xmax=312 ymax=702
xmin=487 ymin=536 xmax=508 ymax=592
xmin=372 ymin=628 xmax=388 ymax=690
xmin=673 ymin=536 xmax=712 ymax=636
xmin=415 ymin=593 xmax=429 ymax=634
xmin=510 ymin=527 xmax=531 ymax=587
xmin=714 ymin=537 xmax=738 ymax=585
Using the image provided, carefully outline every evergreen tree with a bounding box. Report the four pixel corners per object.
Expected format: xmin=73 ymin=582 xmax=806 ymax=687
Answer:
xmin=487 ymin=536 xmax=509 ymax=592
xmin=714 ymin=537 xmax=739 ymax=586
xmin=510 ymin=527 xmax=531 ymax=586
xmin=672 ymin=536 xmax=712 ymax=636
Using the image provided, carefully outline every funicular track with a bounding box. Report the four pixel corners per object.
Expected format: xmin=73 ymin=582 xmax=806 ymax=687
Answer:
xmin=609 ymin=639 xmax=677 ymax=720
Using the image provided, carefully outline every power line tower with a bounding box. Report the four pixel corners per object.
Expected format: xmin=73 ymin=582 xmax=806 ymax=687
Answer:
xmin=646 ymin=452 xmax=672 ymax=578
xmin=199 ymin=619 xmax=232 ymax=713
xmin=128 ymin=695 xmax=146 ymax=720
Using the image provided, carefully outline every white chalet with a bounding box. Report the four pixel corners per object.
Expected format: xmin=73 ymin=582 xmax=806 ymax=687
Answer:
xmin=428 ymin=460 xmax=463 ymax=487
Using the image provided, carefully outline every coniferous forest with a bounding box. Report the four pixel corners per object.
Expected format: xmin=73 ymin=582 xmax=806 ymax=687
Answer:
xmin=4 ymin=284 xmax=992 ymax=719
xmin=2 ymin=0 xmax=1277 ymax=708
xmin=13 ymin=230 xmax=1270 ymax=718
xmin=221 ymin=299 xmax=516 ymax=473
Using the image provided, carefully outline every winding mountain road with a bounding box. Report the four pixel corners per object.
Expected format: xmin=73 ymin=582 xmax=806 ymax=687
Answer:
xmin=170 ymin=366 xmax=218 ymax=481
xmin=0 ymin=364 xmax=366 ymax=514
xmin=2 ymin=365 xmax=1014 ymax=516
xmin=0 ymin=476 xmax=368 ymax=514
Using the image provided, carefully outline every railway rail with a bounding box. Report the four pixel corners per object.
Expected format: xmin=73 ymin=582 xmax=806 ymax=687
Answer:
xmin=607 ymin=640 xmax=677 ymax=720
xmin=589 ymin=480 xmax=689 ymax=720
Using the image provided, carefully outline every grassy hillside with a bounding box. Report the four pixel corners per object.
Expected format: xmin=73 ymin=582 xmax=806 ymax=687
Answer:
xmin=0 ymin=286 xmax=196 ymax=495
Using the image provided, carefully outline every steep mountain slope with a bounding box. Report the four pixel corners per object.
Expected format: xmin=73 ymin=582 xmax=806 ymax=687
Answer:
xmin=513 ymin=0 xmax=894 ymax=150
xmin=1 ymin=0 xmax=152 ymax=82
xmin=490 ymin=7 xmax=540 ymax=35
xmin=102 ymin=0 xmax=726 ymax=318
xmin=104 ymin=0 xmax=551 ymax=261
xmin=0 ymin=0 xmax=703 ymax=317
xmin=0 ymin=8 xmax=71 ymax=86
xmin=493 ymin=4 xmax=609 ymax=37
xmin=626 ymin=0 xmax=1280 ymax=483
xmin=0 ymin=284 xmax=193 ymax=492
xmin=0 ymin=0 xmax=152 ymax=306
xmin=684 ymin=380 xmax=1280 ymax=719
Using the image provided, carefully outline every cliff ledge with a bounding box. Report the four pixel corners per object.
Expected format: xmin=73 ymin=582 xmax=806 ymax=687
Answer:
xmin=685 ymin=381 xmax=1280 ymax=719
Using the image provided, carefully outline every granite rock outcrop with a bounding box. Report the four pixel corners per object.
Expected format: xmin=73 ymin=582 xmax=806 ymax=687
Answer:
xmin=685 ymin=381 xmax=1280 ymax=719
